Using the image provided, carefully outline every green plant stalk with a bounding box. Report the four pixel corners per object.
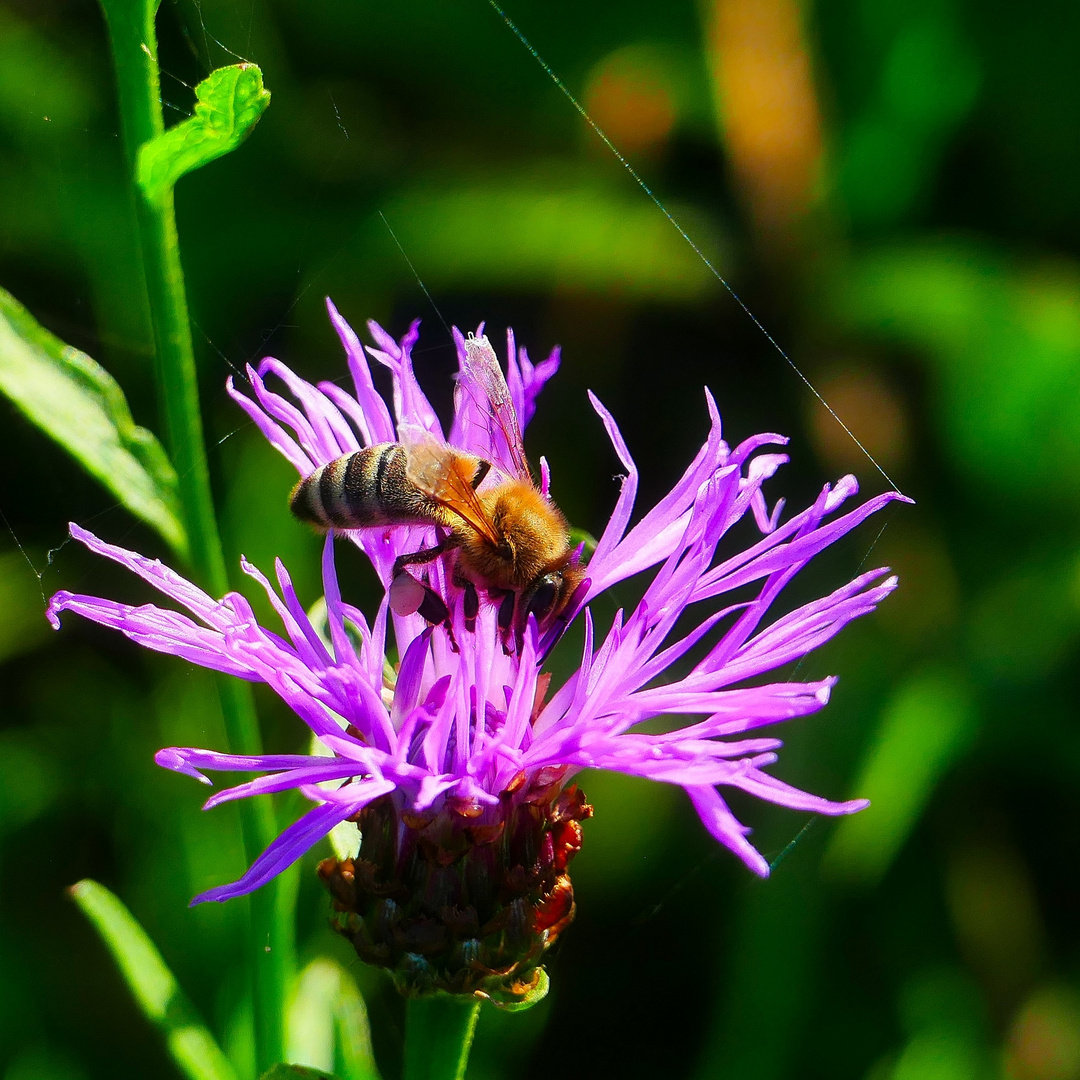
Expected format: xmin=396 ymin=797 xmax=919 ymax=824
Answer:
xmin=97 ymin=0 xmax=292 ymax=1069
xmin=97 ymin=0 xmax=222 ymax=587
xmin=403 ymin=998 xmax=481 ymax=1080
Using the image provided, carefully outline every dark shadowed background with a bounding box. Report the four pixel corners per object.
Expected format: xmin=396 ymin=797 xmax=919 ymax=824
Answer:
xmin=2 ymin=1 xmax=1079 ymax=1078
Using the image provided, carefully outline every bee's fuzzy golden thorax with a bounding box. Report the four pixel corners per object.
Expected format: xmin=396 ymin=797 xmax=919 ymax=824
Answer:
xmin=459 ymin=481 xmax=570 ymax=591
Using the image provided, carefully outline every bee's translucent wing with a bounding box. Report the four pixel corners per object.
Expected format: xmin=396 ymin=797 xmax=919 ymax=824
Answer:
xmin=459 ymin=334 xmax=532 ymax=483
xmin=399 ymin=425 xmax=501 ymax=547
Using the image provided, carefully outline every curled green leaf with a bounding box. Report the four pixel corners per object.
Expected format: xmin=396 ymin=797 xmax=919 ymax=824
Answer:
xmin=137 ymin=63 xmax=270 ymax=204
xmin=70 ymin=879 xmax=239 ymax=1080
xmin=488 ymin=967 xmax=550 ymax=1013
xmin=0 ymin=287 xmax=186 ymax=555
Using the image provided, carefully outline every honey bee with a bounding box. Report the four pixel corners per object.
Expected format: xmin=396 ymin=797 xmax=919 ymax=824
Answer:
xmin=290 ymin=334 xmax=585 ymax=635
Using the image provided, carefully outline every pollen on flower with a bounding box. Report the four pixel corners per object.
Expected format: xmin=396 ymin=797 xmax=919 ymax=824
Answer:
xmin=46 ymin=300 xmax=907 ymax=999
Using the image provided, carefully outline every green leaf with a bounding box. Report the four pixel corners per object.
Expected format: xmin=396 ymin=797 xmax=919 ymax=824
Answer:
xmin=69 ymin=880 xmax=239 ymax=1080
xmin=0 ymin=288 xmax=187 ymax=555
xmin=568 ymin=527 xmax=598 ymax=558
xmin=824 ymin=669 xmax=978 ymax=886
xmin=137 ymin=64 xmax=270 ymax=204
xmin=286 ymin=959 xmax=382 ymax=1080
xmin=361 ymin=180 xmax=725 ymax=302
xmin=830 ymin=242 xmax=1080 ymax=504
xmin=259 ymin=1067 xmax=340 ymax=1080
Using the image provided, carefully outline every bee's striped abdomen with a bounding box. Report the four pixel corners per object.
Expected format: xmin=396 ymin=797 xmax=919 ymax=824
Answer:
xmin=289 ymin=444 xmax=439 ymax=529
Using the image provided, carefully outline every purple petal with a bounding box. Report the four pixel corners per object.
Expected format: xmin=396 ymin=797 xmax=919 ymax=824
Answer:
xmin=507 ymin=330 xmax=560 ymax=430
xmin=156 ymin=746 xmax=354 ymax=780
xmin=49 ymin=592 xmax=258 ymax=680
xmin=227 ymin=376 xmax=314 ymax=475
xmin=258 ymin=359 xmax=359 ymax=460
xmin=327 ymin=300 xmax=396 ymax=444
xmin=696 ymin=489 xmax=911 ymax=600
xmin=586 ymin=392 xmax=639 ymax=574
xmin=729 ymin=767 xmax=868 ymax=816
xmin=630 ymin=679 xmax=835 ymax=728
xmin=391 ymin=627 xmax=433 ymax=732
xmin=686 ymin=785 xmax=770 ymax=877
xmin=248 ymin=364 xmax=324 ymax=464
xmin=366 ymin=319 xmax=441 ymax=437
xmin=191 ymin=795 xmax=382 ymax=905
xmin=62 ymin=525 xmax=230 ymax=627
xmin=202 ymin=760 xmax=371 ymax=809
xmin=320 ymin=534 xmax=358 ymax=669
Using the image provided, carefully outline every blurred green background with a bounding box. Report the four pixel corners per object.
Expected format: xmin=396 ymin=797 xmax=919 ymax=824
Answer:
xmin=2 ymin=0 xmax=1080 ymax=1078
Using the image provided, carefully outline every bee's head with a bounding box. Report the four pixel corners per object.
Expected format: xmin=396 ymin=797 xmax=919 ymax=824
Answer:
xmin=521 ymin=560 xmax=587 ymax=628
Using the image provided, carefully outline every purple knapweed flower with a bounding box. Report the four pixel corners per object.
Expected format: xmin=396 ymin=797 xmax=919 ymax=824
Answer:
xmin=47 ymin=301 xmax=906 ymax=1001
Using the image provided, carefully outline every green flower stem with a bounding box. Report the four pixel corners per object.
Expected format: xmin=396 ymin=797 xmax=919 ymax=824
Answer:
xmin=403 ymin=997 xmax=481 ymax=1080
xmin=96 ymin=0 xmax=221 ymax=589
xmin=97 ymin=0 xmax=291 ymax=1069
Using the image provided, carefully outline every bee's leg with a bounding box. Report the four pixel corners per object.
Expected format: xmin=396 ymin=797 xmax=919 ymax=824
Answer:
xmin=391 ymin=534 xmax=458 ymax=577
xmin=418 ymin=589 xmax=458 ymax=651
xmin=462 ymin=581 xmax=480 ymax=632
xmin=495 ymin=589 xmax=517 ymax=654
xmin=388 ymin=573 xmax=459 ymax=651
xmin=470 ymin=459 xmax=492 ymax=490
xmin=389 ymin=536 xmax=461 ymax=650
xmin=447 ymin=565 xmax=480 ymax=632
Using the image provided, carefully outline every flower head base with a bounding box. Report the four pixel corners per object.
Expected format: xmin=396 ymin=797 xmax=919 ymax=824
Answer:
xmin=320 ymin=778 xmax=590 ymax=1003
xmin=47 ymin=301 xmax=907 ymax=998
